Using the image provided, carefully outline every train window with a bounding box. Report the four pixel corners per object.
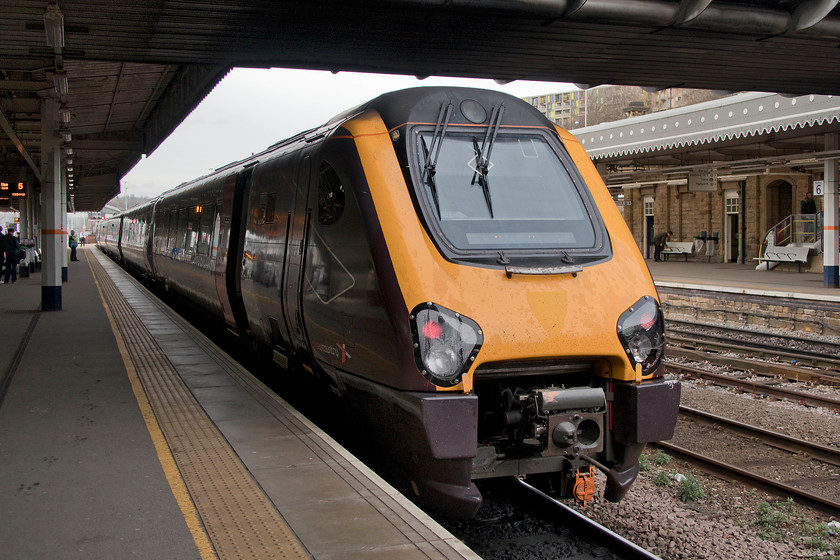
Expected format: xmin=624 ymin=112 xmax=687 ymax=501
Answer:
xmin=265 ymin=193 xmax=276 ymax=224
xmin=318 ymin=163 xmax=345 ymax=226
xmin=175 ymin=207 xmax=189 ymax=254
xmin=256 ymin=192 xmax=267 ymax=225
xmin=210 ymin=207 xmax=221 ymax=258
xmin=187 ymin=206 xmax=202 ymax=253
xmin=414 ymin=131 xmax=597 ymax=251
xmin=166 ymin=210 xmax=176 ymax=250
xmin=196 ymin=204 xmax=212 ymax=255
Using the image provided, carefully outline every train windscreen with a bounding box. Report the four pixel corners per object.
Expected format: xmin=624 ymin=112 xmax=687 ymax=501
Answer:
xmin=415 ymin=131 xmax=596 ymax=251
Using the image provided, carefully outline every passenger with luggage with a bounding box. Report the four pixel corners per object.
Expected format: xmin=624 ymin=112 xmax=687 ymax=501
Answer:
xmin=69 ymin=230 xmax=79 ymax=261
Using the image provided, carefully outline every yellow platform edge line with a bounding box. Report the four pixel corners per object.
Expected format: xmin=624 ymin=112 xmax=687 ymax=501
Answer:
xmin=88 ymin=257 xmax=217 ymax=560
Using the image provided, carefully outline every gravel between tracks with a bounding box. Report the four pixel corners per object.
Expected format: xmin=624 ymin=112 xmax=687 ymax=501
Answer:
xmin=569 ymin=380 xmax=840 ymax=559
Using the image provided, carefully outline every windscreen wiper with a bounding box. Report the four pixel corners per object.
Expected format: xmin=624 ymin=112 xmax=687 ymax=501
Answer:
xmin=471 ymin=104 xmax=505 ymax=218
xmin=422 ymin=103 xmax=453 ymax=219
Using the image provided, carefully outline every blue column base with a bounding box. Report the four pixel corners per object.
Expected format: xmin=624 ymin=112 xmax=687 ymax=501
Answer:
xmin=824 ymin=265 xmax=839 ymax=288
xmin=61 ymin=266 xmax=68 ymax=283
xmin=42 ymin=285 xmax=62 ymax=310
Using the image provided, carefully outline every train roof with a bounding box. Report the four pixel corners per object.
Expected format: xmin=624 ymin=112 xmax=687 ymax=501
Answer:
xmin=128 ymin=86 xmax=551 ymax=211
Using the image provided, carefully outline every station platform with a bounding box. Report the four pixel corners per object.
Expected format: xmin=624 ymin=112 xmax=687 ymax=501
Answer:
xmin=647 ymin=259 xmax=840 ymax=303
xmin=0 ymin=246 xmax=478 ymax=560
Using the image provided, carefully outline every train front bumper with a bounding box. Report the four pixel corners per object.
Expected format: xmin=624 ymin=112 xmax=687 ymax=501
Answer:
xmin=602 ymin=376 xmax=681 ymax=501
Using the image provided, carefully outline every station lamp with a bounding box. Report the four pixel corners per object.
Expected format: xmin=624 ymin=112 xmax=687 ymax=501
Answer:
xmin=53 ymin=69 xmax=68 ymax=96
xmin=44 ymin=1 xmax=64 ymax=54
xmin=44 ymin=2 xmax=65 ymax=53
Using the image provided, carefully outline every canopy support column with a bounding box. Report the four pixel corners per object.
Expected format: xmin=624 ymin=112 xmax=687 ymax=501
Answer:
xmin=40 ymin=99 xmax=63 ymax=310
xmin=824 ymin=132 xmax=839 ymax=288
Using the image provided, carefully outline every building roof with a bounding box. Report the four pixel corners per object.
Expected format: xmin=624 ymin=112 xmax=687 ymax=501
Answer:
xmin=572 ymin=92 xmax=840 ymax=184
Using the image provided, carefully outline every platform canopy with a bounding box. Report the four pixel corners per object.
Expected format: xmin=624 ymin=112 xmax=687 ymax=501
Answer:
xmin=4 ymin=0 xmax=840 ymax=210
xmin=575 ymin=92 xmax=840 ymax=185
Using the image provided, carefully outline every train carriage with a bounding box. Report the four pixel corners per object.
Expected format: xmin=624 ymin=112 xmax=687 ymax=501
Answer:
xmin=120 ymin=201 xmax=155 ymax=276
xmin=101 ymin=86 xmax=679 ymax=517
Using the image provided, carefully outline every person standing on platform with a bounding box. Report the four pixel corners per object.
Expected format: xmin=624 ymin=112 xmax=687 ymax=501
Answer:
xmin=653 ymin=230 xmax=672 ymax=262
xmin=2 ymin=227 xmax=20 ymax=284
xmin=800 ymin=192 xmax=818 ymax=241
xmin=69 ymin=230 xmax=79 ymax=261
xmin=800 ymin=191 xmax=817 ymax=215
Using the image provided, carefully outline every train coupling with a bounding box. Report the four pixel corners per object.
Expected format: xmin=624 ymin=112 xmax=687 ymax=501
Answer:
xmin=572 ymin=466 xmax=597 ymax=506
xmin=535 ymin=386 xmax=606 ymax=456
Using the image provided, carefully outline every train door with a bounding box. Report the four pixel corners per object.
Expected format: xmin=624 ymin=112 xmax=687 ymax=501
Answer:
xmin=283 ymin=154 xmax=312 ymax=348
xmin=214 ymin=170 xmax=251 ymax=331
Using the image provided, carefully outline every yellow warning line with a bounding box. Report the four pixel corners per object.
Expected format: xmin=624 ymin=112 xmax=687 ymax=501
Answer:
xmin=88 ymin=257 xmax=217 ymax=560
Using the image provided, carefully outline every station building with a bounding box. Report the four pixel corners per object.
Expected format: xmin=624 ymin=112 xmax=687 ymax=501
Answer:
xmin=528 ymin=89 xmax=840 ymax=283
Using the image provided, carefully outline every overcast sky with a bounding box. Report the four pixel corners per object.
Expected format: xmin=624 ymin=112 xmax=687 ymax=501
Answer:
xmin=119 ymin=68 xmax=576 ymax=199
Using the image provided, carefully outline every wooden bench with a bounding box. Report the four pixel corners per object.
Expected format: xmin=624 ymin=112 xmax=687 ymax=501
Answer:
xmin=660 ymin=241 xmax=695 ymax=262
xmin=753 ymin=245 xmax=810 ymax=272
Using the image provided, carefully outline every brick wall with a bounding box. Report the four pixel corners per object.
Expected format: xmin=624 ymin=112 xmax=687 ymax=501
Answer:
xmin=618 ymin=171 xmax=819 ymax=263
xmin=659 ymin=287 xmax=840 ymax=336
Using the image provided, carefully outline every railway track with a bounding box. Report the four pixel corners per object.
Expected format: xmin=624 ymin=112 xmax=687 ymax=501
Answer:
xmin=667 ymin=360 xmax=840 ymax=409
xmin=667 ymin=320 xmax=840 ymax=372
xmin=431 ymin=478 xmax=660 ymax=560
xmin=667 ymin=346 xmax=840 ymax=386
xmin=665 ymin=318 xmax=840 ymax=407
xmin=657 ymin=405 xmax=840 ymax=515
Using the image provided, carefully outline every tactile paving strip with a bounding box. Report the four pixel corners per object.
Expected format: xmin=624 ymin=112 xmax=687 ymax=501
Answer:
xmin=88 ymin=254 xmax=311 ymax=560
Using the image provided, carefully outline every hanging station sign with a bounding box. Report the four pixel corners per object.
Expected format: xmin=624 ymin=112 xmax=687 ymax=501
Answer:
xmin=0 ymin=181 xmax=26 ymax=198
xmin=688 ymin=169 xmax=718 ymax=192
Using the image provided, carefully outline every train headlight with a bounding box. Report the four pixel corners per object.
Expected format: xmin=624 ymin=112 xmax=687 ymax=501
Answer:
xmin=616 ymin=296 xmax=665 ymax=377
xmin=410 ymin=303 xmax=483 ymax=387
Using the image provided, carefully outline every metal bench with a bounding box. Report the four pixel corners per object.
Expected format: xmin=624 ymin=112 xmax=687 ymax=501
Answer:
xmin=660 ymin=241 xmax=694 ymax=262
xmin=753 ymin=246 xmax=810 ymax=272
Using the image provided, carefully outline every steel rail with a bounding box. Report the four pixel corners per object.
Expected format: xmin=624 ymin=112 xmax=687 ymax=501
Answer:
xmin=667 ymin=331 xmax=840 ymax=372
xmin=509 ymin=477 xmax=661 ymax=560
xmin=679 ymin=405 xmax=840 ymax=467
xmin=666 ymin=361 xmax=840 ymax=409
xmin=653 ymin=440 xmax=840 ymax=515
xmin=666 ymin=320 xmax=840 ymax=353
xmin=667 ymin=346 xmax=840 ymax=386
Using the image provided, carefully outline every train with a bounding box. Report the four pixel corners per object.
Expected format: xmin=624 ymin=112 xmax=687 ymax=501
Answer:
xmin=98 ymin=86 xmax=680 ymax=518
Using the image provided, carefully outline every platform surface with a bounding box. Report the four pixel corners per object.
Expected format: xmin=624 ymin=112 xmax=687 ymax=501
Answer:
xmin=0 ymin=247 xmax=478 ymax=560
xmin=647 ymin=260 xmax=840 ymax=302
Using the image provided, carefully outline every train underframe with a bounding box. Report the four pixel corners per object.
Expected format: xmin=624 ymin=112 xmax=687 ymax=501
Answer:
xmin=336 ymin=361 xmax=680 ymax=518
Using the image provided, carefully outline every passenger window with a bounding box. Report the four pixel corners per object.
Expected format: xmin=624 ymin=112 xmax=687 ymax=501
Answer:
xmin=265 ymin=193 xmax=276 ymax=225
xmin=318 ymin=163 xmax=345 ymax=226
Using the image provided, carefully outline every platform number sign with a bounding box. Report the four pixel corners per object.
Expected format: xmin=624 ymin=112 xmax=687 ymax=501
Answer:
xmin=813 ymin=180 xmax=824 ymax=196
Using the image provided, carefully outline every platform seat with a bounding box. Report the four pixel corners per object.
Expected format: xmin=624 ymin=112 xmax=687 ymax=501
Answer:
xmin=661 ymin=241 xmax=695 ymax=262
xmin=753 ymin=245 xmax=810 ymax=272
